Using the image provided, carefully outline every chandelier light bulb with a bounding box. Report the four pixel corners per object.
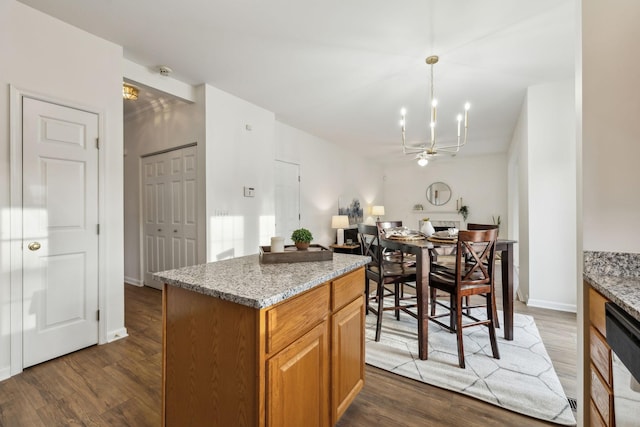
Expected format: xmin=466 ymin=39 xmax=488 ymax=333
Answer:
xmin=417 ymin=157 xmax=429 ymax=167
xmin=465 ymin=102 xmax=471 ymax=111
xmin=401 ymin=107 xmax=407 ymax=116
xmin=432 ymin=99 xmax=438 ymax=107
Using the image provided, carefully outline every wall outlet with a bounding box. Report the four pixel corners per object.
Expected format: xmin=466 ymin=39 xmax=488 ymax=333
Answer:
xmin=244 ymin=186 xmax=255 ymax=197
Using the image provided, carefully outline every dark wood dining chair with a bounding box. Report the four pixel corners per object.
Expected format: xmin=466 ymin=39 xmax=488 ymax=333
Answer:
xmin=428 ymin=228 xmax=500 ymax=368
xmin=376 ymin=220 xmax=417 ymax=300
xmin=376 ymin=221 xmax=416 ymax=262
xmin=466 ymin=223 xmax=500 ymax=328
xmin=358 ymin=223 xmax=417 ymax=341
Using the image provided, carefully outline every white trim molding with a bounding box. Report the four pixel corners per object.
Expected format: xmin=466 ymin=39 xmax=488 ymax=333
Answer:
xmin=107 ymin=328 xmax=129 ymax=343
xmin=124 ymin=276 xmax=143 ymax=287
xmin=8 ymin=86 xmax=108 ymax=377
xmin=526 ymin=299 xmax=577 ymax=313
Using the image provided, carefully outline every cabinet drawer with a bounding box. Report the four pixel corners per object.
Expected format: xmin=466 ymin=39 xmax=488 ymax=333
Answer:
xmin=590 ymin=287 xmax=608 ymax=338
xmin=266 ymin=283 xmax=330 ymax=355
xmin=590 ymin=365 xmax=613 ymax=426
xmin=590 ymin=326 xmax=612 ymax=386
xmin=332 ymin=268 xmax=364 ymax=311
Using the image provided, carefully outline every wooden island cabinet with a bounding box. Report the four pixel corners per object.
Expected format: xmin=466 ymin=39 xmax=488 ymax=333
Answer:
xmin=588 ymin=286 xmax=614 ymax=426
xmin=157 ymin=254 xmax=368 ymax=427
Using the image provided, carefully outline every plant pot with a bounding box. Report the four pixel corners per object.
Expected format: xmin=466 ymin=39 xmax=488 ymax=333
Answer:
xmin=295 ymin=242 xmax=310 ymax=251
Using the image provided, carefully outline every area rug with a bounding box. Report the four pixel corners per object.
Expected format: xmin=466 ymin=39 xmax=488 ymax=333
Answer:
xmin=365 ymin=308 xmax=576 ymax=425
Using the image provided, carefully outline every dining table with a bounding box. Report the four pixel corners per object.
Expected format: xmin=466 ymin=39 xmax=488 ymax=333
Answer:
xmin=380 ymin=236 xmax=517 ymax=360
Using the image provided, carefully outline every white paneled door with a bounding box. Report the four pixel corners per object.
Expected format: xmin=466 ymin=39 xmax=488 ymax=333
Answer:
xmin=142 ymin=146 xmax=197 ymax=289
xmin=274 ymin=160 xmax=300 ymax=245
xmin=22 ymin=97 xmax=99 ymax=368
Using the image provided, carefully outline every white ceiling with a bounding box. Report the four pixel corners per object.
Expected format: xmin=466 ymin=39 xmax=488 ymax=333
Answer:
xmin=19 ymin=0 xmax=576 ymax=164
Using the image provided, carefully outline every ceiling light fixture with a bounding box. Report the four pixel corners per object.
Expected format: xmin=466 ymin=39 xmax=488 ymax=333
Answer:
xmin=400 ymin=55 xmax=470 ymax=166
xmin=122 ymin=83 xmax=139 ymax=100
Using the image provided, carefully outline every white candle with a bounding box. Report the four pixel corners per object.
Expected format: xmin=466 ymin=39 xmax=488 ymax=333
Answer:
xmin=271 ymin=236 xmax=284 ymax=253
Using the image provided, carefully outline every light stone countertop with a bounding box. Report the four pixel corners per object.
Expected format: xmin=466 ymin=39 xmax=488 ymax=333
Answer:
xmin=584 ymin=251 xmax=640 ymax=323
xmin=153 ymin=253 xmax=370 ymax=309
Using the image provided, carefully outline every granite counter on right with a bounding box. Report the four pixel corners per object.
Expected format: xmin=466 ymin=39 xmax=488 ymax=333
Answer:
xmin=584 ymin=250 xmax=640 ymax=427
xmin=584 ymin=251 xmax=640 ymax=323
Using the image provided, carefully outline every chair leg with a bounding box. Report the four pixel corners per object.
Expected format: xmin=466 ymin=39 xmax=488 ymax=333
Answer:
xmin=491 ymin=291 xmax=500 ymax=329
xmin=456 ymin=294 xmax=465 ymax=368
xmin=487 ymin=294 xmax=500 ymax=360
xmin=464 ymin=295 xmax=471 ymax=316
xmin=375 ymin=281 xmax=385 ymax=341
xmin=449 ymin=294 xmax=456 ymax=333
xmin=365 ymin=278 xmax=370 ymax=315
xmin=430 ymin=287 xmax=436 ymax=316
xmin=394 ymin=283 xmax=400 ymax=320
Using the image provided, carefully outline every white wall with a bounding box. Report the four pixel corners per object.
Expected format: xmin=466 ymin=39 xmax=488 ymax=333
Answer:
xmin=275 ymin=122 xmax=384 ymax=246
xmin=0 ymin=1 xmax=124 ymax=378
xmin=581 ymin=2 xmax=640 ymax=425
xmin=123 ymin=86 xmax=206 ymax=285
xmin=582 ymin=0 xmax=640 ymax=252
xmin=508 ymin=81 xmax=576 ymax=310
xmin=508 ymin=101 xmax=528 ymax=300
xmin=526 ymin=80 xmax=577 ymax=311
xmin=204 ymin=84 xmax=277 ymax=260
xmin=199 ymin=85 xmax=384 ymax=256
xmin=123 ymin=85 xmax=384 ymax=279
xmin=382 ymin=154 xmax=508 ymax=232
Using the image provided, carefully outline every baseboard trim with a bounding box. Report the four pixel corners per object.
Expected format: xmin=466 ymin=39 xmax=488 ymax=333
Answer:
xmin=0 ymin=366 xmax=11 ymax=382
xmin=106 ymin=327 xmax=129 ymax=343
xmin=124 ymin=276 xmax=142 ymax=287
xmin=527 ymin=298 xmax=577 ymax=313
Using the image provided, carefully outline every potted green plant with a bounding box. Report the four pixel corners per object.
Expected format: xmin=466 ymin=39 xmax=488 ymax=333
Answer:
xmin=458 ymin=205 xmax=469 ymax=221
xmin=291 ymin=228 xmax=313 ymax=250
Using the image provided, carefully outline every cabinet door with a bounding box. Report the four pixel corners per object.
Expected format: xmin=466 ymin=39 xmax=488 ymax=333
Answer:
xmin=331 ymin=295 xmax=365 ymax=424
xmin=267 ymin=321 xmax=329 ymax=427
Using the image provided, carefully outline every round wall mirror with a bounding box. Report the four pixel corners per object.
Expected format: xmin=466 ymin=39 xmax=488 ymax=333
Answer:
xmin=426 ymin=182 xmax=452 ymax=206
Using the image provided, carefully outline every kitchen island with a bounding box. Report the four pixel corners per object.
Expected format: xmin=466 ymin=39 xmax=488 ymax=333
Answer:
xmin=583 ymin=251 xmax=640 ymax=426
xmin=154 ymin=253 xmax=370 ymax=427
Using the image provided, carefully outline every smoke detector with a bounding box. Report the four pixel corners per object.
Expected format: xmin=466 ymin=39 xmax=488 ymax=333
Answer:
xmin=158 ymin=65 xmax=173 ymax=76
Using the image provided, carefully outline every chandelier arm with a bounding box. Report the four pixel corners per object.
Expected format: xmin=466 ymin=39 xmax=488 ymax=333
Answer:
xmin=402 ymin=144 xmax=428 ymax=155
xmin=434 ymin=124 xmax=468 ymax=152
xmin=401 ymin=115 xmax=428 ymax=155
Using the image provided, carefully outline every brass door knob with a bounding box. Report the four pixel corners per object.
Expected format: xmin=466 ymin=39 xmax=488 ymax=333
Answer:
xmin=28 ymin=242 xmax=41 ymax=251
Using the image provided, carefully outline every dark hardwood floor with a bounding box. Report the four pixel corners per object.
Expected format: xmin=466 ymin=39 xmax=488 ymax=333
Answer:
xmin=0 ymin=278 xmax=576 ymax=426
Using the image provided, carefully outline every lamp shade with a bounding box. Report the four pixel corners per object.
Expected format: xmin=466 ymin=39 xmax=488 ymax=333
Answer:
xmin=371 ymin=205 xmax=385 ymax=216
xmin=331 ymin=215 xmax=350 ymax=229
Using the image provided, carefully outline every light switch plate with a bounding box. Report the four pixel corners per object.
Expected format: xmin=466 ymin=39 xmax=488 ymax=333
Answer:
xmin=244 ymin=186 xmax=255 ymax=197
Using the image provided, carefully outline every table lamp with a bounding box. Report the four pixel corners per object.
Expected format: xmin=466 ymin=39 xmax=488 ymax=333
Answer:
xmin=371 ymin=205 xmax=385 ymax=222
xmin=331 ymin=215 xmax=350 ymax=245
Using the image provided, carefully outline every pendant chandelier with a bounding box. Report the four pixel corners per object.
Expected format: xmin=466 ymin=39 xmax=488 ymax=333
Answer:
xmin=400 ymin=55 xmax=470 ymax=167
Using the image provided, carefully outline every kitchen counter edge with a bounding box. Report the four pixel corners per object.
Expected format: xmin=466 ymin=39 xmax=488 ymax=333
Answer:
xmin=584 ymin=250 xmax=640 ymax=323
xmin=153 ymin=253 xmax=370 ymax=309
